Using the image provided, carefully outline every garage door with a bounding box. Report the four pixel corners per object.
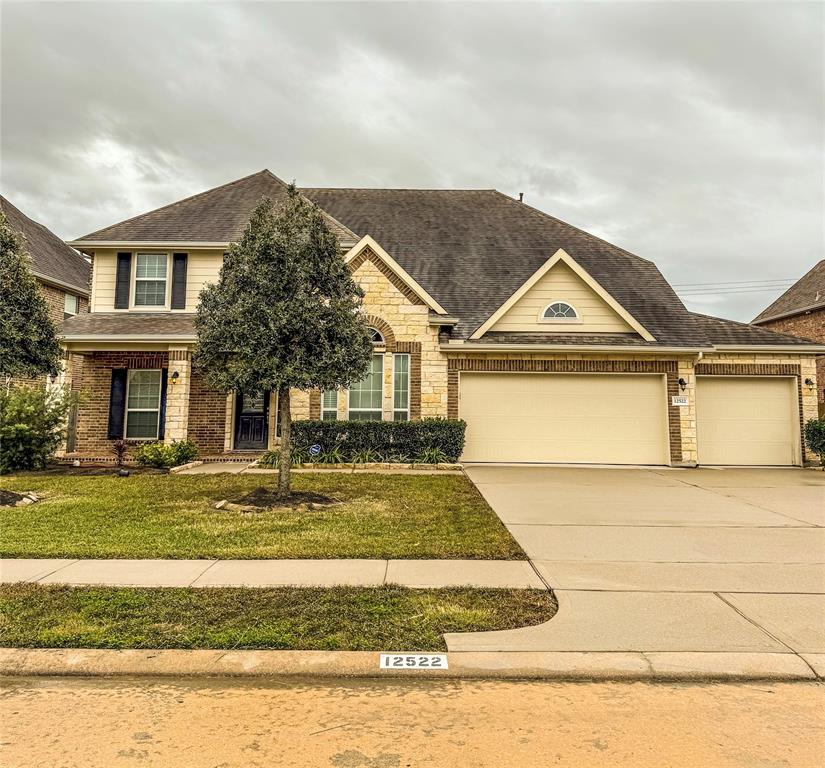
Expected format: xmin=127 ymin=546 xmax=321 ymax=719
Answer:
xmin=459 ymin=373 xmax=669 ymax=464
xmin=696 ymin=376 xmax=800 ymax=466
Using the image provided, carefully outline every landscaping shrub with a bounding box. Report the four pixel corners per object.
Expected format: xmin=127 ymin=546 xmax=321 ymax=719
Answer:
xmin=291 ymin=418 xmax=466 ymax=463
xmin=134 ymin=440 xmax=198 ymax=469
xmin=804 ymin=418 xmax=825 ymax=466
xmin=0 ymin=385 xmax=75 ymax=473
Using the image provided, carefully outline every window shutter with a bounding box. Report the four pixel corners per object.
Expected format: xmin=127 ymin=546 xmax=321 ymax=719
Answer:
xmin=107 ymin=369 xmax=128 ymax=438
xmin=157 ymin=368 xmax=169 ymax=440
xmin=171 ymin=253 xmax=188 ymax=309
xmin=114 ymin=253 xmax=132 ymax=309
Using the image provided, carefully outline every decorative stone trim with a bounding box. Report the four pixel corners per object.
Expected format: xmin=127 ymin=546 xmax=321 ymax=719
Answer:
xmin=350 ymin=247 xmax=426 ymax=307
xmin=396 ymin=341 xmax=422 ymax=420
xmin=363 ymin=314 xmax=397 ymax=352
xmin=168 ymin=349 xmax=192 ymax=362
xmin=694 ymin=362 xmax=808 ymax=464
xmin=447 ymin=357 xmax=682 ymax=463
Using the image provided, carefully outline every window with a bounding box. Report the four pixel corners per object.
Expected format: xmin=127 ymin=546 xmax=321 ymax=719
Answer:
xmin=368 ymin=327 xmax=384 ymax=345
xmin=134 ymin=253 xmax=168 ymax=307
xmin=63 ymin=293 xmax=79 ymax=319
xmin=393 ymin=354 xmax=410 ymax=421
xmin=125 ymin=370 xmax=162 ymax=439
xmin=321 ymin=390 xmax=338 ymax=421
xmin=349 ymin=355 xmax=384 ymax=420
xmin=541 ymin=302 xmax=578 ymax=321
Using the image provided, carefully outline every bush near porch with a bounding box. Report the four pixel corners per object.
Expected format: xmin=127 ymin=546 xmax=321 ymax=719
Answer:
xmin=286 ymin=418 xmax=466 ymax=464
xmin=0 ymin=471 xmax=523 ymax=560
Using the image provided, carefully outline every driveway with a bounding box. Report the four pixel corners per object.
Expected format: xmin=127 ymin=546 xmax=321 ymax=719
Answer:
xmin=448 ymin=466 xmax=825 ymax=671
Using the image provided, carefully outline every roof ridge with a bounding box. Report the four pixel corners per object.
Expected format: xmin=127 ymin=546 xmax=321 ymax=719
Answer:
xmin=304 ymin=187 xmax=498 ymax=193
xmin=489 ymin=190 xmax=656 ymax=267
xmin=76 ymin=169 xmax=278 ymax=240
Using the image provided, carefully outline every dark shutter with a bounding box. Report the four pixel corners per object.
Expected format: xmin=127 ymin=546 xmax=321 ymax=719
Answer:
xmin=171 ymin=253 xmax=188 ymax=309
xmin=157 ymin=368 xmax=169 ymax=441
xmin=114 ymin=253 xmax=132 ymax=309
xmin=107 ymin=369 xmax=128 ymax=438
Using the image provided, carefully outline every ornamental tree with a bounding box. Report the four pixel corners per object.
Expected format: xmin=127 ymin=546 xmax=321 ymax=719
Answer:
xmin=194 ymin=186 xmax=373 ymax=497
xmin=0 ymin=211 xmax=62 ymax=388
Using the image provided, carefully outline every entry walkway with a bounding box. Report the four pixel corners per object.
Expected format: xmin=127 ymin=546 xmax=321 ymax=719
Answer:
xmin=0 ymin=558 xmax=542 ymax=589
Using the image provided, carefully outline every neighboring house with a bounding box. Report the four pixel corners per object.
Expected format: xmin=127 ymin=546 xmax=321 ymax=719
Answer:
xmin=1 ymin=195 xmax=90 ymax=385
xmin=61 ymin=170 xmax=823 ymax=466
xmin=753 ymin=261 xmax=825 ymax=414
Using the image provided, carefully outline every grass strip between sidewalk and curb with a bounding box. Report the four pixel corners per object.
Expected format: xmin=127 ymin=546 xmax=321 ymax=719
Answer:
xmin=0 ymin=584 xmax=557 ymax=652
xmin=0 ymin=472 xmax=524 ymax=560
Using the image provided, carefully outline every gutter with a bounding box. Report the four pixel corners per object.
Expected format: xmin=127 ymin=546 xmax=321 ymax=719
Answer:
xmin=713 ymin=344 xmax=825 ymax=353
xmin=61 ymin=334 xmax=197 ymax=343
xmin=68 ymin=239 xmax=359 ymax=250
xmin=752 ymin=302 xmax=825 ymax=326
xmin=440 ymin=343 xmax=716 ymax=354
xmin=30 ymin=270 xmax=90 ymax=297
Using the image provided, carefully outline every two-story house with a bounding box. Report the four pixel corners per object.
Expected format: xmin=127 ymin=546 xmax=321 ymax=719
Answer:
xmin=753 ymin=261 xmax=824 ymax=415
xmin=1 ymin=195 xmax=90 ymax=385
xmin=61 ymin=170 xmax=823 ymax=466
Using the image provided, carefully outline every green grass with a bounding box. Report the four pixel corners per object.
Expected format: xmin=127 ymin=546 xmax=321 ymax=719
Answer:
xmin=0 ymin=472 xmax=523 ymax=559
xmin=0 ymin=584 xmax=556 ymax=651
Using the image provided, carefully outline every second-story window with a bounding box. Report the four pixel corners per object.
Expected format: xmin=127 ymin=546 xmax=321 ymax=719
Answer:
xmin=134 ymin=253 xmax=168 ymax=307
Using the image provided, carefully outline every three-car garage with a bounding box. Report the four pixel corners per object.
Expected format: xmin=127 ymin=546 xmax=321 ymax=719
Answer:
xmin=458 ymin=371 xmax=802 ymax=466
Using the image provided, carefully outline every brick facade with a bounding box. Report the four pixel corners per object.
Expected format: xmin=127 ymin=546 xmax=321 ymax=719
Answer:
xmin=758 ymin=310 xmax=824 ymax=407
xmin=187 ymin=367 xmax=228 ymax=453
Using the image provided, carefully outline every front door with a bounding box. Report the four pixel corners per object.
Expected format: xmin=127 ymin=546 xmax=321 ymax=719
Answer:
xmin=234 ymin=391 xmax=269 ymax=450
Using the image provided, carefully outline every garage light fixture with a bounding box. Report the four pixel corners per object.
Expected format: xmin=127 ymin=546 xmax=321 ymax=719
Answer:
xmin=804 ymin=378 xmax=815 ymax=391
xmin=678 ymin=377 xmax=688 ymax=392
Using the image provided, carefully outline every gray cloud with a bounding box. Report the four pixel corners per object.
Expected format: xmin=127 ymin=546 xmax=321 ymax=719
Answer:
xmin=2 ymin=1 xmax=822 ymax=320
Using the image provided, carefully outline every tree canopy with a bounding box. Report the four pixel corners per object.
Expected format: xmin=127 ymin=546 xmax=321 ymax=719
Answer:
xmin=194 ymin=185 xmax=373 ymax=495
xmin=0 ymin=211 xmax=62 ymax=382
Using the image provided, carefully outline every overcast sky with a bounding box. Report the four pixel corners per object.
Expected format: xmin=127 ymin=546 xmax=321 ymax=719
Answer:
xmin=2 ymin=1 xmax=822 ymax=321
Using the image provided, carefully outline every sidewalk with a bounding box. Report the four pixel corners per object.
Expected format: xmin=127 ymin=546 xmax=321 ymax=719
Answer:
xmin=0 ymin=558 xmax=543 ymax=589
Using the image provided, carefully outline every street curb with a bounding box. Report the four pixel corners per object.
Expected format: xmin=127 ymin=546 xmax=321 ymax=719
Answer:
xmin=0 ymin=649 xmax=818 ymax=681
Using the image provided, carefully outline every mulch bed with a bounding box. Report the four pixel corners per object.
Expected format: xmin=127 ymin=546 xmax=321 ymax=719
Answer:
xmin=0 ymin=489 xmax=27 ymax=507
xmin=232 ymin=487 xmax=338 ymax=509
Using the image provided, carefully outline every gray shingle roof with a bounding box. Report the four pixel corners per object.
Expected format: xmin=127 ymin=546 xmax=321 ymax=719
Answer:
xmin=303 ymin=188 xmax=704 ymax=344
xmin=689 ymin=312 xmax=823 ymax=346
xmin=65 ymin=171 xmax=823 ymax=350
xmin=752 ymin=261 xmax=825 ymax=323
xmin=74 ymin=170 xmax=358 ymax=245
xmin=62 ymin=313 xmax=196 ymax=338
xmin=1 ymin=195 xmax=90 ymax=295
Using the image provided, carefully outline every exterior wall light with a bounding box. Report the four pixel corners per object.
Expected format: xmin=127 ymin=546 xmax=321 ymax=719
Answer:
xmin=678 ymin=377 xmax=688 ymax=392
xmin=804 ymin=378 xmax=815 ymax=391
xmin=170 ymin=371 xmax=180 ymax=385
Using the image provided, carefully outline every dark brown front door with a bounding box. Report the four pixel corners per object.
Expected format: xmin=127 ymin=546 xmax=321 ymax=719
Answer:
xmin=234 ymin=391 xmax=269 ymax=450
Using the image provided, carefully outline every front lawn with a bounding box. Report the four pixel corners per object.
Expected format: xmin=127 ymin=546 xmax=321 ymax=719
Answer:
xmin=0 ymin=472 xmax=523 ymax=559
xmin=0 ymin=584 xmax=555 ymax=651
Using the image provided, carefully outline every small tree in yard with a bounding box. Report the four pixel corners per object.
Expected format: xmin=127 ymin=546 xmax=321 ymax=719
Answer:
xmin=194 ymin=186 xmax=373 ymax=497
xmin=0 ymin=211 xmax=62 ymax=389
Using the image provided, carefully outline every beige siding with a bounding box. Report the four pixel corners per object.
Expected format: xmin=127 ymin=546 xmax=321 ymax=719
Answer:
xmin=90 ymin=248 xmax=224 ymax=312
xmin=490 ymin=261 xmax=634 ymax=334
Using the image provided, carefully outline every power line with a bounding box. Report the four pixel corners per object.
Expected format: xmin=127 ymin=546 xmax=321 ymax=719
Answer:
xmin=672 ymin=278 xmax=794 ymax=288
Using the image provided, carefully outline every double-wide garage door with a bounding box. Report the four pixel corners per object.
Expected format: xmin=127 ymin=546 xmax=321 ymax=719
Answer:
xmin=459 ymin=373 xmax=669 ymax=465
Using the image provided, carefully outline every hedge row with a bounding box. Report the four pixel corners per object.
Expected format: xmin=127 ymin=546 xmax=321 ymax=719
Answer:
xmin=289 ymin=419 xmax=467 ymax=463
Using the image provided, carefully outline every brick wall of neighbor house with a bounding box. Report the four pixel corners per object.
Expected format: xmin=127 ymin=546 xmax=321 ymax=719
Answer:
xmin=759 ymin=311 xmax=824 ymax=406
xmin=72 ymin=351 xmax=169 ymax=455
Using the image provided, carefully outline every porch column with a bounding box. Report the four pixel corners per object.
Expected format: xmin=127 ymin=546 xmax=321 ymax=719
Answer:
xmin=164 ymin=348 xmax=192 ymax=442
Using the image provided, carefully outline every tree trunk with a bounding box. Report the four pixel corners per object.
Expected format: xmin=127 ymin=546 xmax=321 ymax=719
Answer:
xmin=277 ymin=386 xmax=292 ymax=498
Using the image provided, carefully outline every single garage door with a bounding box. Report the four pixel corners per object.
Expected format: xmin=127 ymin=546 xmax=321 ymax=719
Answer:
xmin=459 ymin=373 xmax=669 ymax=464
xmin=696 ymin=376 xmax=800 ymax=466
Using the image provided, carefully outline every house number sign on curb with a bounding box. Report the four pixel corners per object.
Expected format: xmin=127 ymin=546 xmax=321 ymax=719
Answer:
xmin=379 ymin=654 xmax=449 ymax=670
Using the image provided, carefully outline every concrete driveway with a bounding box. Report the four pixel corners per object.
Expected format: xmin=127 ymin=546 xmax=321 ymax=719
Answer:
xmin=448 ymin=466 xmax=825 ymax=672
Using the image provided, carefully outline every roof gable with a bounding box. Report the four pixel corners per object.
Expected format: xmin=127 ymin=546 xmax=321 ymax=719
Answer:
xmin=753 ymin=260 xmax=825 ymax=323
xmin=471 ymin=249 xmax=655 ymax=340
xmin=0 ymin=195 xmax=90 ymax=294
xmin=71 ymin=170 xmax=358 ymax=246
